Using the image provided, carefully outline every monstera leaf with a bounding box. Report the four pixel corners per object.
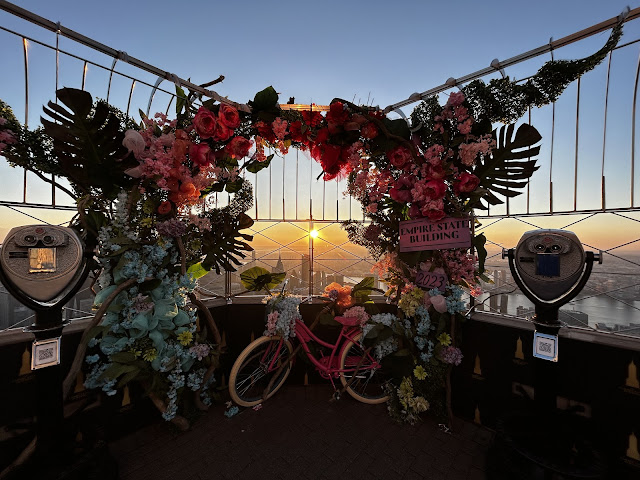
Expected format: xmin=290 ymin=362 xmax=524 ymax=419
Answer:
xmin=240 ymin=266 xmax=286 ymax=292
xmin=471 ymin=123 xmax=541 ymax=209
xmin=200 ymin=212 xmax=255 ymax=274
xmin=40 ymin=88 xmax=136 ymax=198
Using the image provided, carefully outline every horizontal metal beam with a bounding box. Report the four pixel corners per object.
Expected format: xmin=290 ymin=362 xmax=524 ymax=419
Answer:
xmin=0 ymin=0 xmax=251 ymax=111
xmin=384 ymin=6 xmax=640 ymax=113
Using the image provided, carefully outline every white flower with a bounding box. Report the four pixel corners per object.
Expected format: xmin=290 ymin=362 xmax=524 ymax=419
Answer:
xmin=123 ymin=129 xmax=145 ymax=157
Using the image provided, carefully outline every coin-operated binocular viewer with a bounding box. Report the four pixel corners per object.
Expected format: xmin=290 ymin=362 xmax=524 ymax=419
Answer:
xmin=0 ymin=225 xmax=90 ymax=463
xmin=503 ymin=229 xmax=601 ymax=411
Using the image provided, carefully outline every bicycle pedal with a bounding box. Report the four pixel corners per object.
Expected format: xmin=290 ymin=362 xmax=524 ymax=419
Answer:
xmin=332 ymin=391 xmax=341 ymax=401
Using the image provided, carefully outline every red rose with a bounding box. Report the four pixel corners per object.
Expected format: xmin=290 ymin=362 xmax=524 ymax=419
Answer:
xmin=190 ymin=143 xmax=212 ymax=167
xmin=289 ymin=121 xmax=305 ymax=143
xmin=454 ymin=172 xmax=480 ymax=194
xmin=301 ymin=110 xmax=323 ymax=127
xmin=157 ymin=201 xmax=172 ymax=215
xmin=424 ymin=206 xmax=446 ymax=222
xmin=193 ymin=107 xmax=217 ymax=139
xmin=320 ymin=145 xmax=343 ymax=179
xmin=389 ymin=187 xmax=412 ymax=203
xmin=361 ymin=122 xmax=378 ymax=140
xmin=218 ymin=104 xmax=241 ymax=129
xmin=424 ymin=180 xmax=447 ymax=199
xmin=327 ymin=101 xmax=348 ymax=125
xmin=426 ymin=163 xmax=446 ymax=180
xmin=315 ymin=128 xmax=329 ymax=145
xmin=387 ymin=146 xmax=412 ymax=169
xmin=408 ymin=204 xmax=423 ymax=219
xmin=255 ymin=121 xmax=275 ymax=143
xmin=225 ymin=136 xmax=252 ymax=159
xmin=213 ymin=121 xmax=233 ymax=142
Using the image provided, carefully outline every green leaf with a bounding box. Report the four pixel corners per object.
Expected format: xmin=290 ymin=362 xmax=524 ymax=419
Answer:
xmin=245 ymin=154 xmax=274 ymax=173
xmin=353 ymin=276 xmax=375 ymax=302
xmin=251 ymin=86 xmax=279 ymax=112
xmin=472 ymin=233 xmax=488 ymax=275
xmin=139 ymin=278 xmax=163 ymax=293
xmin=116 ymin=369 xmax=140 ymax=388
xmin=225 ymin=179 xmax=244 ymax=193
xmin=187 ymin=262 xmax=209 ymax=279
xmin=384 ymin=118 xmax=411 ymax=140
xmin=240 ymin=266 xmax=286 ymax=292
xmin=110 ymin=351 xmax=137 ymax=364
xmin=40 ymin=88 xmax=136 ymax=199
xmin=472 ymin=123 xmax=541 ymax=209
xmin=175 ymin=86 xmax=187 ymax=116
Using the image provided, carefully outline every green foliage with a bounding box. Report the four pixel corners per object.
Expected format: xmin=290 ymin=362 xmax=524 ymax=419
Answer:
xmin=461 ymin=24 xmax=622 ymax=123
xmin=471 ymin=123 xmax=541 ymax=209
xmin=245 ymin=153 xmax=274 ymax=173
xmin=40 ymin=88 xmax=137 ymax=199
xmin=240 ymin=266 xmax=286 ymax=292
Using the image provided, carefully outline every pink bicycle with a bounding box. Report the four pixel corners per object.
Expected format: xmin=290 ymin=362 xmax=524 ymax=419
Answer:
xmin=228 ymin=308 xmax=389 ymax=407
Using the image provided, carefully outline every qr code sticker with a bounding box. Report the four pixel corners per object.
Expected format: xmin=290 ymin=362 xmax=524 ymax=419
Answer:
xmin=38 ymin=348 xmax=54 ymax=361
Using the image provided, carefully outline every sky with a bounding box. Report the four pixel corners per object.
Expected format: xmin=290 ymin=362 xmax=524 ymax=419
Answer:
xmin=1 ymin=0 xmax=640 ymax=252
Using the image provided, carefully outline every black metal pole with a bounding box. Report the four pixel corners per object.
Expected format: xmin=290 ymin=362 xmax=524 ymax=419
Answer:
xmin=532 ymin=307 xmax=561 ymax=415
xmin=30 ymin=308 xmax=67 ymax=463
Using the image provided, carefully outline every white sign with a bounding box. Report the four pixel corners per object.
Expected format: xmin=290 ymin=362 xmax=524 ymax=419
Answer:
xmin=532 ymin=331 xmax=558 ymax=362
xmin=31 ymin=337 xmax=61 ymax=370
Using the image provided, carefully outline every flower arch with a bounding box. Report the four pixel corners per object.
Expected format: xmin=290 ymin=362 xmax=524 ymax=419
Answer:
xmin=0 ymin=23 xmax=622 ymax=424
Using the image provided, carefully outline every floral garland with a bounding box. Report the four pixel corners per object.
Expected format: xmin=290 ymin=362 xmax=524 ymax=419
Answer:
xmin=0 ymin=22 xmax=621 ymax=425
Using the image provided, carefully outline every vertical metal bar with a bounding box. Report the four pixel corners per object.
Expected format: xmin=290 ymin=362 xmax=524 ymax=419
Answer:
xmin=53 ymin=27 xmax=60 ymax=207
xmin=322 ymin=175 xmax=326 ymax=220
xmin=602 ymin=51 xmax=612 ymax=210
xmin=309 ymin=219 xmax=314 ymax=298
xmin=147 ymin=77 xmax=163 ymax=116
xmin=22 ymin=37 xmax=29 ymax=203
xmin=632 ymin=48 xmax=640 ymax=207
xmin=574 ymin=77 xmax=581 ymax=212
xmin=550 ymin=101 xmax=556 ymax=213
xmin=106 ymin=58 xmax=118 ymax=104
xmin=126 ymin=80 xmax=136 ymax=117
xmin=165 ymin=96 xmax=174 ymax=116
xmin=282 ymin=150 xmax=285 ymax=221
xmin=336 ymin=178 xmax=339 ymax=221
xmin=295 ymin=149 xmax=299 ymax=221
xmin=527 ymin=107 xmax=531 ymax=214
xmin=81 ymin=61 xmax=88 ymax=91
xmin=268 ymin=147 xmax=272 ymax=220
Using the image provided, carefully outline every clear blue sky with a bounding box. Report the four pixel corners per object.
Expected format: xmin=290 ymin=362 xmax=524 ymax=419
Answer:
xmin=1 ymin=0 xmax=637 ymax=110
xmin=1 ymin=0 xmax=640 ymax=248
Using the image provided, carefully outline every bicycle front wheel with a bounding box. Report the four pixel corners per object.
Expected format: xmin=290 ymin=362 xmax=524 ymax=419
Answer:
xmin=228 ymin=336 xmax=294 ymax=407
xmin=339 ymin=332 xmax=389 ymax=404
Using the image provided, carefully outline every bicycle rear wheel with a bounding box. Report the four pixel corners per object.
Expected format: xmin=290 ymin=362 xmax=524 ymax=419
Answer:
xmin=339 ymin=333 xmax=389 ymax=404
xmin=228 ymin=336 xmax=294 ymax=407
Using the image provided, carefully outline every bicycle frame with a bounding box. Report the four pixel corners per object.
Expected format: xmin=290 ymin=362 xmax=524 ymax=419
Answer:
xmin=259 ymin=319 xmax=382 ymax=393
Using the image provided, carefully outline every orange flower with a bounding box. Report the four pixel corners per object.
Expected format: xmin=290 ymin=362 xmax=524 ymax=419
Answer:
xmin=323 ymin=282 xmax=354 ymax=310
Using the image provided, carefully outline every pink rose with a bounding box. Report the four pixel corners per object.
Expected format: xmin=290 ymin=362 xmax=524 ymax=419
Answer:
xmin=424 ymin=180 xmax=447 ymax=200
xmin=193 ymin=107 xmax=218 ymax=139
xmin=387 ymin=145 xmax=412 ymax=169
xmin=447 ymin=92 xmax=465 ymax=107
xmin=430 ymin=295 xmax=448 ymax=313
xmin=122 ymin=130 xmax=145 ymax=157
xmin=454 ymin=172 xmax=480 ymax=194
xmin=190 ymin=143 xmax=212 ymax=167
xmin=218 ymin=104 xmax=241 ymax=129
xmin=225 ymin=136 xmax=253 ymax=159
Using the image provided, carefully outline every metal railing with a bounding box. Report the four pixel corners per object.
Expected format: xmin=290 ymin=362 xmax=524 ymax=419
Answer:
xmin=0 ymin=2 xmax=639 ymax=341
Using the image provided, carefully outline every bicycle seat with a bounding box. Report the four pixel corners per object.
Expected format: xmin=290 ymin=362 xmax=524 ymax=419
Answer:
xmin=334 ymin=316 xmax=360 ymax=327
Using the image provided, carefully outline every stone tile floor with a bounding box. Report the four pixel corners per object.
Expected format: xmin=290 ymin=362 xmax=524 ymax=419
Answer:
xmin=110 ymin=384 xmax=493 ymax=480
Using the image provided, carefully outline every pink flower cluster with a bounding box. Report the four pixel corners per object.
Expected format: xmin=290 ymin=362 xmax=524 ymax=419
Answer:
xmin=440 ymin=346 xmax=464 ymax=366
xmin=156 ymin=218 xmax=187 ymax=238
xmin=265 ymin=311 xmax=279 ymax=336
xmin=0 ymin=117 xmax=17 ymax=154
xmin=441 ymin=250 xmax=475 ymax=283
xmin=189 ymin=343 xmax=211 ymax=361
xmin=342 ymin=306 xmax=370 ymax=325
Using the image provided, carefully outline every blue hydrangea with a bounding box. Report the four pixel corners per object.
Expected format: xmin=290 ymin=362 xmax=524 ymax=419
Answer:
xmin=85 ymin=354 xmax=100 ymax=365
